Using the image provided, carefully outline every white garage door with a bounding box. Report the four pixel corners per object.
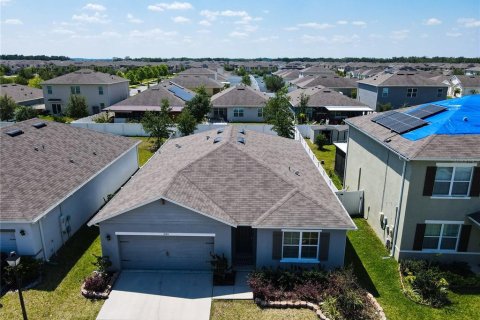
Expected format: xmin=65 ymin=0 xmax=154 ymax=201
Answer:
xmin=0 ymin=229 xmax=17 ymax=254
xmin=118 ymin=235 xmax=214 ymax=270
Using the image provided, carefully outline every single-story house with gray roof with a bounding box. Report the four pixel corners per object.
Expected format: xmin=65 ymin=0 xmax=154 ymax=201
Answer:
xmin=0 ymin=119 xmax=139 ymax=260
xmin=88 ymin=126 xmax=356 ymax=270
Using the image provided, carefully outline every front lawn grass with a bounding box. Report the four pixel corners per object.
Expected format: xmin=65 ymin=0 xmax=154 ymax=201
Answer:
xmin=130 ymin=136 xmax=156 ymax=166
xmin=0 ymin=225 xmax=104 ymax=320
xmin=305 ymin=140 xmax=342 ymax=189
xmin=210 ymin=300 xmax=317 ymax=320
xmin=346 ymin=217 xmax=480 ymax=320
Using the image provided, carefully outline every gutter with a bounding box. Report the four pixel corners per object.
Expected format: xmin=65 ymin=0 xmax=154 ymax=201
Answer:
xmin=391 ymin=159 xmax=407 ymax=258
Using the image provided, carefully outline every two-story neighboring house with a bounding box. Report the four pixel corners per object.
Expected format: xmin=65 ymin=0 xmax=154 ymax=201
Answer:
xmin=357 ymin=73 xmax=448 ymax=111
xmin=450 ymin=75 xmax=480 ymax=96
xmin=41 ymin=69 xmax=129 ymax=115
xmin=343 ymin=95 xmax=480 ymax=265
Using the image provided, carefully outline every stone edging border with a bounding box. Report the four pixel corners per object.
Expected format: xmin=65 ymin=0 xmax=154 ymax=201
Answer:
xmin=81 ymin=272 xmax=119 ymax=300
xmin=254 ymin=293 xmax=386 ymax=320
xmin=397 ymin=265 xmax=431 ymax=307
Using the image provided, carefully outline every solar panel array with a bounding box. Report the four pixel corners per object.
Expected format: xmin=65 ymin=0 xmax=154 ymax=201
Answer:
xmin=372 ymin=111 xmax=427 ymax=134
xmin=168 ymin=86 xmax=194 ymax=101
xmin=408 ymin=104 xmax=447 ymax=119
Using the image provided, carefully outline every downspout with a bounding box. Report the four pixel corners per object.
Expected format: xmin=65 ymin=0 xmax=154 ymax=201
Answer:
xmin=38 ymin=218 xmax=49 ymax=261
xmin=391 ymin=159 xmax=407 ymax=258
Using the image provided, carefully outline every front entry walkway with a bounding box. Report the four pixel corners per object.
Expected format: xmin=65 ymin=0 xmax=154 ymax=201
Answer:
xmin=96 ymin=271 xmax=213 ymax=320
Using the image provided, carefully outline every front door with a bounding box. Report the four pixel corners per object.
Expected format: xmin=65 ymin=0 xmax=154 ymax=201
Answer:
xmin=233 ymin=226 xmax=255 ymax=266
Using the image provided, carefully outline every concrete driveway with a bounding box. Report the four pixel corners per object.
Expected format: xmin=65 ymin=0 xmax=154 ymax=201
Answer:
xmin=96 ymin=271 xmax=213 ymax=320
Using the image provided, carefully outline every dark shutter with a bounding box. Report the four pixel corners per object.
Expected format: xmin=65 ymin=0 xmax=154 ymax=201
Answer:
xmin=412 ymin=224 xmax=426 ymax=250
xmin=469 ymin=167 xmax=480 ymax=197
xmin=423 ymin=167 xmax=437 ymax=196
xmin=272 ymin=231 xmax=282 ymax=260
xmin=457 ymin=225 xmax=472 ymax=252
xmin=318 ymin=232 xmax=330 ymax=261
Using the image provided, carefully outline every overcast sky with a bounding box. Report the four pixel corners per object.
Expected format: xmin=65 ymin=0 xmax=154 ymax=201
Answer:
xmin=1 ymin=0 xmax=479 ymax=58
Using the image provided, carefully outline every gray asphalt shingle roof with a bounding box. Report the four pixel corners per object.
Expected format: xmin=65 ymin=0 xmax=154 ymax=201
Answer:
xmin=89 ymin=127 xmax=355 ymax=230
xmin=0 ymin=119 xmax=139 ymax=222
xmin=288 ymin=87 xmax=370 ymax=109
xmin=211 ymin=84 xmax=269 ymax=107
xmin=358 ymin=73 xmax=449 ymax=87
xmin=0 ymin=84 xmax=43 ymax=103
xmin=296 ymin=75 xmax=357 ymax=89
xmin=170 ymin=75 xmax=223 ymax=89
xmin=41 ymin=69 xmax=128 ymax=85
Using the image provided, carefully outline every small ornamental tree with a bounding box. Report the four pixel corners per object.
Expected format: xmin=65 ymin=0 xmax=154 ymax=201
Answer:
xmin=141 ymin=99 xmax=174 ymax=149
xmin=298 ymin=92 xmax=309 ymax=124
xmin=0 ymin=94 xmax=17 ymax=120
xmin=28 ymin=76 xmax=43 ymax=89
xmin=65 ymin=95 xmax=88 ymax=118
xmin=241 ymin=74 xmax=252 ymax=86
xmin=263 ymin=87 xmax=295 ymax=138
xmin=315 ymin=133 xmax=329 ymax=150
xmin=185 ymin=86 xmax=212 ymax=123
xmin=177 ymin=108 xmax=197 ymax=136
xmin=14 ymin=105 xmax=37 ymax=121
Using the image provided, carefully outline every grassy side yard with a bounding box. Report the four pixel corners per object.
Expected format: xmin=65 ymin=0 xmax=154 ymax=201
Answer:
xmin=0 ymin=226 xmax=104 ymax=320
xmin=130 ymin=136 xmax=156 ymax=166
xmin=346 ymin=218 xmax=480 ymax=320
xmin=210 ymin=300 xmax=317 ymax=320
xmin=38 ymin=115 xmax=76 ymax=123
xmin=305 ymin=140 xmax=342 ymax=189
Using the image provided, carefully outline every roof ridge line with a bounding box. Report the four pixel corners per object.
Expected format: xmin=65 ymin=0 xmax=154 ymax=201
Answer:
xmin=253 ymin=187 xmax=299 ymax=226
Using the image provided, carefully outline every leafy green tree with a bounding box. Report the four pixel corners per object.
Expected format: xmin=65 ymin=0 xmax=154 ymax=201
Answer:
xmin=235 ymin=67 xmax=247 ymax=76
xmin=263 ymin=87 xmax=295 ymax=138
xmin=378 ymin=103 xmax=392 ymax=112
xmin=241 ymin=74 xmax=251 ymax=86
xmin=453 ymin=88 xmax=461 ymax=97
xmin=0 ymin=76 xmax=13 ymax=84
xmin=14 ymin=105 xmax=37 ymax=121
xmin=14 ymin=75 xmax=28 ymax=85
xmin=141 ymin=99 xmax=174 ymax=149
xmin=315 ymin=133 xmax=328 ymax=150
xmin=297 ymin=93 xmax=309 ymax=124
xmin=28 ymin=76 xmax=43 ymax=89
xmin=65 ymin=95 xmax=88 ymax=118
xmin=0 ymin=94 xmax=17 ymax=120
xmin=177 ymin=108 xmax=197 ymax=136
xmin=264 ymin=75 xmax=285 ymax=92
xmin=185 ymin=86 xmax=212 ymax=123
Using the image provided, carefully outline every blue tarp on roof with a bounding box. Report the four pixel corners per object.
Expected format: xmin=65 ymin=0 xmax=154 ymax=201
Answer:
xmin=402 ymin=95 xmax=480 ymax=141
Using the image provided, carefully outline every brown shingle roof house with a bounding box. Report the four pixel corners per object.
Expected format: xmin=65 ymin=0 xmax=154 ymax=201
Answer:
xmin=89 ymin=126 xmax=356 ymax=270
xmin=0 ymin=119 xmax=139 ymax=260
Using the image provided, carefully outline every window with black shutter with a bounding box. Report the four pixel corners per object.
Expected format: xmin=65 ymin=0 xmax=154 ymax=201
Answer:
xmin=412 ymin=223 xmax=426 ymax=250
xmin=318 ymin=232 xmax=330 ymax=261
xmin=272 ymin=231 xmax=282 ymax=260
xmin=423 ymin=167 xmax=436 ymax=196
xmin=458 ymin=225 xmax=472 ymax=252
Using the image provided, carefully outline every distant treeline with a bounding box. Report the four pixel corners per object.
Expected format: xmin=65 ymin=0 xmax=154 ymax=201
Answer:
xmin=1 ymin=54 xmax=70 ymax=61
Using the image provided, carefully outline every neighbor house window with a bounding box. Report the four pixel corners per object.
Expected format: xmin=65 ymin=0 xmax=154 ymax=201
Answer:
xmin=52 ymin=103 xmax=61 ymax=114
xmin=282 ymin=231 xmax=319 ymax=260
xmin=47 ymin=86 xmax=52 ymax=94
xmin=406 ymin=88 xmax=418 ymax=97
xmin=437 ymin=88 xmax=444 ymax=97
xmin=98 ymin=86 xmax=104 ymax=95
xmin=433 ymin=166 xmax=473 ymax=197
xmin=257 ymin=108 xmax=263 ymax=118
xmin=100 ymin=103 xmax=105 ymax=109
xmin=423 ymin=223 xmax=461 ymax=251
xmin=234 ymin=108 xmax=244 ymax=117
xmin=70 ymin=86 xmax=80 ymax=94
xmin=382 ymin=88 xmax=389 ymax=97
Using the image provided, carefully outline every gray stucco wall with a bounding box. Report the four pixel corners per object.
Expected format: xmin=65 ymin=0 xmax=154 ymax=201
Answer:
xmin=357 ymin=83 xmax=378 ymax=110
xmin=226 ymin=107 xmax=264 ymax=122
xmin=0 ymin=146 xmax=138 ymax=259
xmin=255 ymin=228 xmax=347 ymax=269
xmin=98 ymin=200 xmax=232 ymax=270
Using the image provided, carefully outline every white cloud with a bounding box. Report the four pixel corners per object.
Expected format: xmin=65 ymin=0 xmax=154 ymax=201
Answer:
xmin=200 ymin=9 xmax=250 ymax=21
xmin=52 ymin=28 xmax=75 ymax=35
xmin=242 ymin=24 xmax=258 ymax=32
xmin=390 ymin=29 xmax=409 ymax=40
xmin=127 ymin=13 xmax=143 ymax=24
xmin=337 ymin=20 xmax=348 ymax=25
xmin=301 ymin=34 xmax=328 ymax=43
xmin=253 ymin=35 xmax=279 ymax=43
xmin=352 ymin=21 xmax=367 ymax=27
xmin=101 ymin=31 xmax=121 ymax=38
xmin=446 ymin=32 xmax=462 ymax=37
xmin=196 ymin=29 xmax=210 ymax=34
xmin=129 ymin=28 xmax=177 ymax=39
xmin=148 ymin=2 xmax=193 ymax=12
xmin=368 ymin=33 xmax=383 ymax=39
xmin=83 ymin=3 xmax=106 ymax=11
xmin=297 ymin=22 xmax=333 ymax=29
xmin=4 ymin=18 xmax=23 ymax=25
xmin=284 ymin=26 xmax=299 ymax=31
xmin=0 ymin=0 xmax=12 ymax=6
xmin=263 ymin=10 xmax=269 ymax=14
xmin=424 ymin=18 xmax=442 ymax=26
xmin=332 ymin=34 xmax=360 ymax=44
xmin=458 ymin=18 xmax=480 ymax=28
xmin=198 ymin=20 xmax=211 ymax=26
xmin=172 ymin=16 xmax=190 ymax=23
xmin=72 ymin=12 xmax=109 ymax=24
xmin=229 ymin=31 xmax=248 ymax=38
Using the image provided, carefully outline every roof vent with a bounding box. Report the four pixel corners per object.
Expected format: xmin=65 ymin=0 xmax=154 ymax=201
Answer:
xmin=217 ymin=128 xmax=224 ymax=134
xmin=93 ymin=151 xmax=97 ymax=155
xmin=237 ymin=137 xmax=246 ymax=144
xmin=175 ymin=144 xmax=182 ymax=148
xmin=213 ymin=137 xmax=222 ymax=144
xmin=5 ymin=129 xmax=24 ymax=137
xmin=32 ymin=122 xmax=47 ymax=129
xmin=239 ymin=128 xmax=246 ymax=135
xmin=463 ymin=117 xmax=468 ymax=122
xmin=69 ymin=159 xmax=75 ymax=163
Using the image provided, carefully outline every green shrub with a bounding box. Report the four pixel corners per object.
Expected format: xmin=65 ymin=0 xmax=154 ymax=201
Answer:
xmin=315 ymin=133 xmax=328 ymax=150
xmin=91 ymin=254 xmax=112 ymax=275
xmin=2 ymin=256 xmax=43 ymax=288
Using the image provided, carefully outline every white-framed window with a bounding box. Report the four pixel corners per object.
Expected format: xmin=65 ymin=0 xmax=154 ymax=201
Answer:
xmin=98 ymin=86 xmax=104 ymax=95
xmin=257 ymin=108 xmax=263 ymax=118
xmin=47 ymin=86 xmax=52 ymax=94
xmin=407 ymin=88 xmax=418 ymax=97
xmin=437 ymin=88 xmax=443 ymax=97
xmin=100 ymin=103 xmax=105 ymax=109
xmin=70 ymin=86 xmax=80 ymax=94
xmin=423 ymin=223 xmax=461 ymax=251
xmin=234 ymin=108 xmax=244 ymax=117
xmin=382 ymin=87 xmax=389 ymax=97
xmin=433 ymin=166 xmax=473 ymax=197
xmin=282 ymin=231 xmax=319 ymax=260
xmin=52 ymin=103 xmax=62 ymax=114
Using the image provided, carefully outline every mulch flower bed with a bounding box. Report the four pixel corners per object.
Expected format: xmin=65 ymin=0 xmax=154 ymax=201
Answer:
xmin=81 ymin=272 xmax=118 ymax=300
